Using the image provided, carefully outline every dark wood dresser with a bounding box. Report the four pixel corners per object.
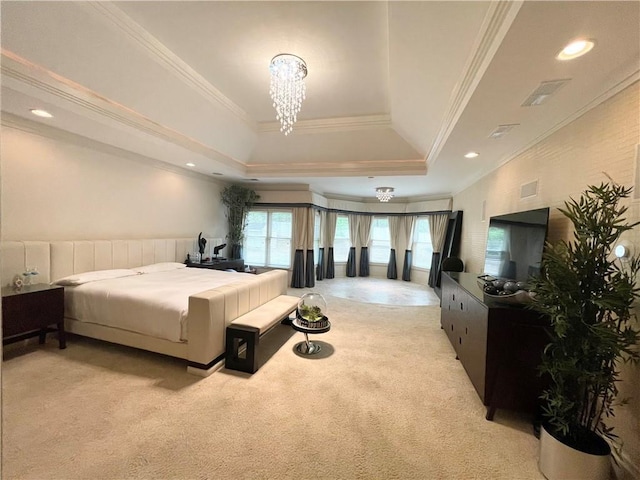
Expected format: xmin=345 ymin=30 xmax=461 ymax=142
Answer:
xmin=440 ymin=272 xmax=549 ymax=420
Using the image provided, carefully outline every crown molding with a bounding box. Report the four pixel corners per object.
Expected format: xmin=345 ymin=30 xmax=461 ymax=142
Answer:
xmin=247 ymin=158 xmax=427 ymax=177
xmin=83 ymin=1 xmax=256 ymax=131
xmin=1 ymin=112 xmax=225 ymax=185
xmin=1 ymin=50 xmax=246 ymax=172
xmin=425 ymin=0 xmax=523 ymax=166
xmin=257 ymin=114 xmax=392 ymax=135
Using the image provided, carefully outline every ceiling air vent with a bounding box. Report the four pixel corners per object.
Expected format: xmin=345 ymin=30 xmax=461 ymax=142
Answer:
xmin=521 ymin=79 xmax=570 ymax=107
xmin=488 ymin=124 xmax=519 ymax=139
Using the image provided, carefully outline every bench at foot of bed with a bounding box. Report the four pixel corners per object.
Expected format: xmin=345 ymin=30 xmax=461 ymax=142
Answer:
xmin=225 ymin=294 xmax=299 ymax=373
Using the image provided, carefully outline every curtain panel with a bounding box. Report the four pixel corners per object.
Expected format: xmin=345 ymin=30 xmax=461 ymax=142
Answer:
xmin=316 ymin=210 xmax=326 ymax=281
xmin=291 ymin=207 xmax=308 ymax=288
xmin=387 ymin=216 xmax=400 ymax=279
xmin=346 ymin=213 xmax=359 ymax=277
xmin=305 ymin=207 xmax=315 ymax=288
xmin=358 ymin=215 xmax=372 ymax=277
xmin=402 ymin=216 xmax=416 ymax=281
xmin=325 ymin=211 xmax=337 ymax=279
xmin=427 ymin=213 xmax=449 ymax=287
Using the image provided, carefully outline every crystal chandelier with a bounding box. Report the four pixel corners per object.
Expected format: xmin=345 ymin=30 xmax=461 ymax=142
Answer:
xmin=269 ymin=53 xmax=307 ymax=136
xmin=375 ymin=187 xmax=394 ymax=202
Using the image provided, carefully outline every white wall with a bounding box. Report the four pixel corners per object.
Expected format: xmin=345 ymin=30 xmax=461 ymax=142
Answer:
xmin=1 ymin=125 xmax=226 ymax=244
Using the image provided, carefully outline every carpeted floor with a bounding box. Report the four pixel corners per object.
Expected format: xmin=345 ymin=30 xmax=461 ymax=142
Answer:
xmin=2 ymin=278 xmax=544 ymax=479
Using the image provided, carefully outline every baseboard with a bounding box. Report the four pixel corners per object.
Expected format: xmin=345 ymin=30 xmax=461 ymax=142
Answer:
xmin=186 ymin=358 xmax=225 ymax=377
xmin=611 ymin=448 xmax=640 ymax=480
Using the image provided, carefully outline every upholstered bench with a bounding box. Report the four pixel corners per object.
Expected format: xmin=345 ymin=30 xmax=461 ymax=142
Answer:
xmin=225 ymin=294 xmax=299 ymax=373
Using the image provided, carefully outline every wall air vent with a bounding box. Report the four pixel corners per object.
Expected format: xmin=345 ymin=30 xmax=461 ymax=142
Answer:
xmin=488 ymin=124 xmax=519 ymax=139
xmin=520 ymin=180 xmax=539 ymax=199
xmin=521 ymin=79 xmax=571 ymax=107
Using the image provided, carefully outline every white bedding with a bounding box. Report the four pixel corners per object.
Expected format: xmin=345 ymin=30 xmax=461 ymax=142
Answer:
xmin=64 ymin=268 xmax=243 ymax=343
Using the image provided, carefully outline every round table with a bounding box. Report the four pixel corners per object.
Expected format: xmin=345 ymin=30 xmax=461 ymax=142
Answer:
xmin=291 ymin=318 xmax=331 ymax=354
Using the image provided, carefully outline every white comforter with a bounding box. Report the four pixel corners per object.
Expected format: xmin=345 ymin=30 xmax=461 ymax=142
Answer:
xmin=64 ymin=268 xmax=243 ymax=342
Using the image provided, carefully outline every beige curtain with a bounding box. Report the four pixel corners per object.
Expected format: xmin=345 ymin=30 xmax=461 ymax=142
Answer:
xmin=325 ymin=211 xmax=337 ymax=279
xmin=402 ymin=216 xmax=417 ymax=281
xmin=346 ymin=213 xmax=359 ymax=277
xmin=387 ymin=216 xmax=401 ymax=279
xmin=291 ymin=207 xmax=308 ymax=288
xmin=427 ymin=213 xmax=450 ymax=287
xmin=429 ymin=214 xmax=449 ymax=253
xmin=305 ymin=208 xmax=316 ymax=287
xmin=317 ymin=210 xmax=327 ymax=281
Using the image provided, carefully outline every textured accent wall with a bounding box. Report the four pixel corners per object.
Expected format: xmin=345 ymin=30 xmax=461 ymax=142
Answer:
xmin=453 ymin=81 xmax=640 ymax=475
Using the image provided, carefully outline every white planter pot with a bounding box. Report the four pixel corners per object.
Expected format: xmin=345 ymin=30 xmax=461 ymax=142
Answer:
xmin=539 ymin=425 xmax=611 ymax=480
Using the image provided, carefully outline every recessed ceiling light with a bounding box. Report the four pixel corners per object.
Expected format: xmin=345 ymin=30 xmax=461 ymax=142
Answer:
xmin=30 ymin=109 xmax=53 ymax=118
xmin=186 ymin=162 xmax=196 ymax=167
xmin=464 ymin=152 xmax=479 ymax=159
xmin=557 ymin=39 xmax=595 ymax=61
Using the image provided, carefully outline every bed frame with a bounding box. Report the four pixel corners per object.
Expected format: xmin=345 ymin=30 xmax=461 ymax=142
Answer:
xmin=1 ymin=239 xmax=290 ymax=376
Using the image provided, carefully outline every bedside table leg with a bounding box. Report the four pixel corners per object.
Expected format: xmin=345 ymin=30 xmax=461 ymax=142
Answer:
xmin=38 ymin=329 xmax=47 ymax=344
xmin=57 ymin=322 xmax=67 ymax=349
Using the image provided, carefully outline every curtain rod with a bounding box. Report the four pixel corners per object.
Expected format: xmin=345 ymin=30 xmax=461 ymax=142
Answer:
xmin=254 ymin=202 xmax=453 ymax=217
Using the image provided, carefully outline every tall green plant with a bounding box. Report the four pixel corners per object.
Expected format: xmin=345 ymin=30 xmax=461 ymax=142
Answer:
xmin=530 ymin=182 xmax=640 ymax=448
xmin=220 ymin=185 xmax=260 ymax=246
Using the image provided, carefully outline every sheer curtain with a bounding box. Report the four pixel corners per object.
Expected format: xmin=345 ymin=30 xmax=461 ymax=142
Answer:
xmin=427 ymin=213 xmax=449 ymax=287
xmin=291 ymin=207 xmax=308 ymax=288
xmin=305 ymin=208 xmax=315 ymax=288
xmin=358 ymin=215 xmax=372 ymax=277
xmin=316 ymin=210 xmax=326 ymax=281
xmin=402 ymin=216 xmax=416 ymax=281
xmin=387 ymin=216 xmax=400 ymax=279
xmin=346 ymin=213 xmax=358 ymax=277
xmin=325 ymin=211 xmax=337 ymax=279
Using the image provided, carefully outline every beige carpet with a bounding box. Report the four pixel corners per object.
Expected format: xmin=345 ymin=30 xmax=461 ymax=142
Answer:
xmin=2 ymin=279 xmax=544 ymax=479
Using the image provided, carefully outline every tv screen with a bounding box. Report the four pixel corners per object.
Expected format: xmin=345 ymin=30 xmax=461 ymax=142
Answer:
xmin=483 ymin=207 xmax=550 ymax=283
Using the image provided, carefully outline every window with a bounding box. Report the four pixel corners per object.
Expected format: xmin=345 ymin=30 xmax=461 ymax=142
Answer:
xmin=370 ymin=217 xmax=390 ymax=263
xmin=412 ymin=217 xmax=434 ymax=269
xmin=244 ymin=210 xmax=292 ymax=268
xmin=333 ymin=214 xmax=350 ymax=262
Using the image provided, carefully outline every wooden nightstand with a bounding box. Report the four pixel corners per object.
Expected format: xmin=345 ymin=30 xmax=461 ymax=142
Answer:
xmin=2 ymin=283 xmax=66 ymax=349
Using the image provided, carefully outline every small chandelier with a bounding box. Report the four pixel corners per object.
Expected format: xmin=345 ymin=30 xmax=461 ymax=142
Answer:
xmin=375 ymin=187 xmax=394 ymax=202
xmin=269 ymin=53 xmax=307 ymax=136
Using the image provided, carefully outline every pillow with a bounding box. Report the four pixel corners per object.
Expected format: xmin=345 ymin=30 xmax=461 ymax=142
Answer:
xmin=53 ymin=269 xmax=139 ymax=286
xmin=133 ymin=262 xmax=187 ymax=274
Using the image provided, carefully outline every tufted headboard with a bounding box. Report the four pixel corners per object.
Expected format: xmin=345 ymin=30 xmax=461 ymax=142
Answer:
xmin=1 ymin=238 xmax=221 ymax=286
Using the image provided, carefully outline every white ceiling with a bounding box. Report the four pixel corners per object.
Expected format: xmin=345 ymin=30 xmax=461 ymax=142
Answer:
xmin=1 ymin=1 xmax=638 ymax=202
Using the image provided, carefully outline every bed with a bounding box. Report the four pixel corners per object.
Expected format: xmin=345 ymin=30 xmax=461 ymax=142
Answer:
xmin=1 ymin=239 xmax=290 ymax=376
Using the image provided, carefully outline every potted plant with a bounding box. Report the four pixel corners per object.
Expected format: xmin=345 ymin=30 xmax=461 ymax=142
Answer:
xmin=529 ymin=181 xmax=640 ymax=480
xmin=220 ymin=185 xmax=260 ymax=259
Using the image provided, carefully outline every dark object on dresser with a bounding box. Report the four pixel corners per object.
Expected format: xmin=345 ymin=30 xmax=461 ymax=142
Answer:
xmin=213 ymin=243 xmax=226 ymax=257
xmin=197 ymin=232 xmax=207 ymax=256
xmin=441 ymin=256 xmax=464 ymax=273
xmin=440 ymin=271 xmax=549 ymax=421
xmin=2 ymin=283 xmax=66 ymax=349
xmin=186 ymin=258 xmax=244 ymax=272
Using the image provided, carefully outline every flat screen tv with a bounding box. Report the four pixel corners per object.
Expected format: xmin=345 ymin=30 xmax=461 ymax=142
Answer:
xmin=482 ymin=207 xmax=550 ymax=283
